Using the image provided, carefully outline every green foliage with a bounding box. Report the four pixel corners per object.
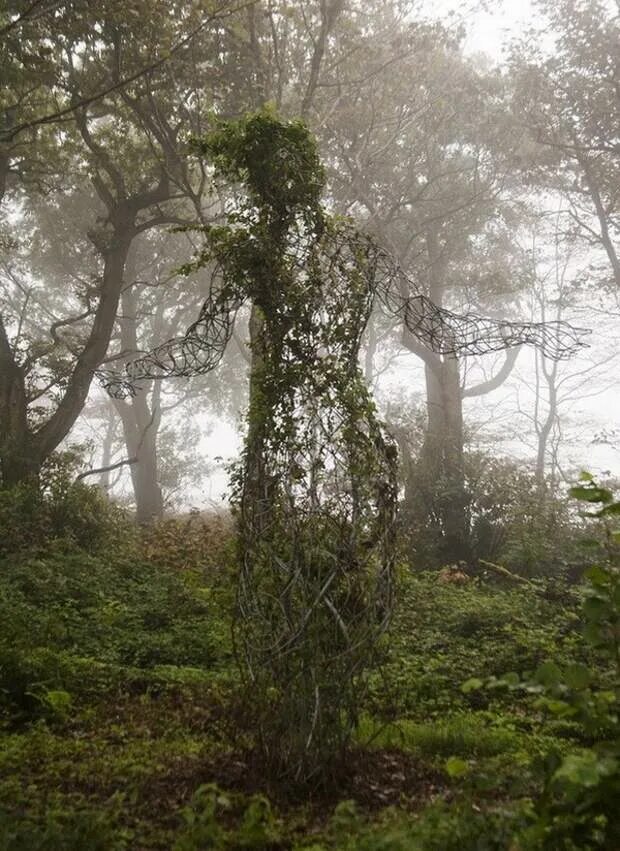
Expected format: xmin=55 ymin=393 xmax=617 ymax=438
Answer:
xmin=359 ymin=714 xmax=526 ymax=760
xmin=193 ymin=107 xmax=325 ymax=225
xmin=374 ymin=569 xmax=584 ymax=718
xmin=0 ymin=549 xmax=229 ymax=724
xmin=520 ymin=479 xmax=620 ymax=849
xmin=143 ymin=511 xmax=236 ymax=572
xmin=400 ymin=446 xmax=585 ymax=576
xmin=462 ymin=475 xmax=620 ymax=848
xmin=188 ymin=109 xmax=398 ymax=783
xmin=0 ymin=450 xmax=131 ymax=558
xmin=175 ymin=784 xmax=282 ymax=850
xmin=0 ymin=466 xmax=616 ymax=848
xmin=309 ymin=799 xmax=522 ymax=850
xmin=0 ymin=800 xmax=128 ymax=850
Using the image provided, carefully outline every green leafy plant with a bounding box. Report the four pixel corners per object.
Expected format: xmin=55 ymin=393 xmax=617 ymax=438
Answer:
xmin=463 ymin=474 xmax=620 ymax=849
xmin=175 ymin=784 xmax=282 ymax=850
xmin=0 ymin=448 xmax=132 ymax=558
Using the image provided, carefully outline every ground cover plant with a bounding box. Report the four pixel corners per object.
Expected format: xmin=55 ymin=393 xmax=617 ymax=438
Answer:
xmin=1 ymin=2 xmax=618 ymax=845
xmin=0 ymin=474 xmax=617 ymax=849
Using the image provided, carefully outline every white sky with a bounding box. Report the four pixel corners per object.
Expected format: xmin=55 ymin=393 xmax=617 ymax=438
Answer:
xmin=420 ymin=0 xmax=536 ymax=59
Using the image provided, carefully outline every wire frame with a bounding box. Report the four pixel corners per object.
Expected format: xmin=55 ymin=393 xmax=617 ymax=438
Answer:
xmin=98 ymin=222 xmax=588 ymax=783
xmin=99 ymin=228 xmax=588 ymax=400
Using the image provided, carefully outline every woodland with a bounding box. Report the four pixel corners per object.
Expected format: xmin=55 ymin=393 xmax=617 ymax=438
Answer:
xmin=0 ymin=0 xmax=619 ymax=848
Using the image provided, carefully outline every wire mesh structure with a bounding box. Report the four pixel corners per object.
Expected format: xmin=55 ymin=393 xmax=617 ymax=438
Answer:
xmin=96 ymin=263 xmax=244 ymax=398
xmin=97 ymin=112 xmax=588 ymax=784
xmin=225 ymin=224 xmax=400 ymax=781
xmin=98 ymin=221 xmax=588 ymax=783
xmin=99 ymin=228 xmax=588 ymax=400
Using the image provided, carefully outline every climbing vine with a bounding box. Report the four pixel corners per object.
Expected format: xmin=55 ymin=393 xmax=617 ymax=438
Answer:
xmin=99 ymin=108 xmax=587 ymax=784
xmin=192 ymin=110 xmax=398 ymax=783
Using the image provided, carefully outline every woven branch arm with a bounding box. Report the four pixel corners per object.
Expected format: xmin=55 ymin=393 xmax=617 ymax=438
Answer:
xmin=97 ymin=287 xmax=244 ymax=399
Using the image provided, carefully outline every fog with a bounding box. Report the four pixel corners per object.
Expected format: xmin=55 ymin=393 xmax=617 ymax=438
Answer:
xmin=3 ymin=1 xmax=620 ymax=839
xmin=2 ymin=0 xmax=618 ymax=520
xmin=2 ymin=2 xmax=618 ymax=512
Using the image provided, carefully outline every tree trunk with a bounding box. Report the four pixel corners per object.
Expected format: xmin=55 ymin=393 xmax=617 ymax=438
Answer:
xmin=0 ymin=221 xmax=133 ymax=488
xmin=534 ymin=352 xmax=559 ymax=495
xmin=425 ymin=356 xmax=470 ymax=563
xmin=114 ymin=276 xmax=164 ymax=525
xmin=0 ymin=316 xmax=40 ymax=486
xmin=98 ymin=407 xmax=116 ymax=492
xmin=116 ymin=394 xmax=164 ymax=524
xmin=34 ymin=227 xmax=133 ymax=462
xmin=403 ymin=353 xmax=470 ymax=565
xmin=402 ymin=221 xmax=471 ymax=565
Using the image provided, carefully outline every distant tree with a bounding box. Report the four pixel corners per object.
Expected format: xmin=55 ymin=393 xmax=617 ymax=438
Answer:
xmin=507 ymin=215 xmax=619 ymax=492
xmin=0 ymin=0 xmax=241 ymax=488
xmin=0 ymin=0 xmax=351 ymax=500
xmin=318 ymin=11 xmax=534 ymax=563
xmin=509 ymin=0 xmax=620 ymax=288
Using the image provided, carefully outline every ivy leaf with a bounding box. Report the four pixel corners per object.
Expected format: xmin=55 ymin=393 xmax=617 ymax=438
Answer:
xmin=563 ymin=664 xmax=591 ymax=690
xmin=584 ymin=565 xmax=611 ymax=586
xmin=534 ymin=696 xmax=572 ymax=715
xmin=583 ymin=596 xmax=609 ymax=623
xmin=501 ymin=672 xmax=520 ymax=687
xmin=553 ymin=751 xmax=616 ymax=788
xmin=569 ymin=485 xmax=613 ymax=504
xmin=596 ymin=502 xmax=620 ymax=516
xmin=535 ymin=661 xmax=562 ymax=687
xmin=578 ymin=538 xmax=601 ymax=550
xmin=461 ymin=677 xmax=483 ymax=693
xmin=445 ymin=756 xmax=469 ymax=778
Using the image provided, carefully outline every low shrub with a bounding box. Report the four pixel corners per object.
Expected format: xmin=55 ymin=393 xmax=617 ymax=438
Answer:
xmin=0 ymin=550 xmax=230 ymax=724
xmin=0 ymin=450 xmax=132 ymax=559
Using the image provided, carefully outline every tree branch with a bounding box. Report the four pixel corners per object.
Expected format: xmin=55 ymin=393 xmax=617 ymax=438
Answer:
xmin=462 ymin=346 xmax=520 ymax=398
xmin=75 ymin=455 xmax=137 ymax=481
xmin=0 ymin=0 xmax=256 ymax=144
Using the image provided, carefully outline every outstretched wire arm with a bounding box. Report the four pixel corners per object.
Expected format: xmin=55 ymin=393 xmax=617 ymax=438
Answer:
xmin=380 ymin=289 xmax=590 ymax=360
xmin=97 ymin=286 xmax=245 ymax=400
xmin=371 ymin=243 xmax=590 ymax=361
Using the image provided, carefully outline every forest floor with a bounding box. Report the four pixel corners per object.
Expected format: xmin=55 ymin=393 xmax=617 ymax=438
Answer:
xmin=0 ymin=532 xmax=601 ymax=849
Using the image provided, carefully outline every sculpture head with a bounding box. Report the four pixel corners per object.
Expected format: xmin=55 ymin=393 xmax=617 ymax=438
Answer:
xmin=193 ymin=107 xmax=325 ymax=227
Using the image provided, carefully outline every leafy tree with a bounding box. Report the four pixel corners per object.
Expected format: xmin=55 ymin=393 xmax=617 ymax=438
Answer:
xmin=0 ymin=0 xmax=241 ymax=488
xmin=318 ymin=11 xmax=535 ymax=563
xmin=509 ymin=0 xmax=620 ymax=289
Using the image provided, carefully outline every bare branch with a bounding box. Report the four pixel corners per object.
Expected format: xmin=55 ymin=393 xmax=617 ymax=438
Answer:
xmin=75 ymin=456 xmax=137 ymax=481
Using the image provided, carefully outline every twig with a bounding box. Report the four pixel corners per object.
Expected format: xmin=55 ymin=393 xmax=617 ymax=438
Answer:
xmin=479 ymin=559 xmax=536 ymax=587
xmin=76 ymin=456 xmax=137 ymax=481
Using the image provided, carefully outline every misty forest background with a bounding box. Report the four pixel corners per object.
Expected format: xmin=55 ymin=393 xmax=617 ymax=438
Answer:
xmin=1 ymin=0 xmax=619 ymax=848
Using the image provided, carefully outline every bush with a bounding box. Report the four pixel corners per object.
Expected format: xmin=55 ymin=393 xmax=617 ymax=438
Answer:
xmin=142 ymin=510 xmax=236 ymax=572
xmin=0 ymin=550 xmax=230 ymax=724
xmin=0 ymin=802 xmax=128 ymax=851
xmin=463 ymin=475 xmax=620 ymax=849
xmin=372 ymin=570 xmax=585 ymax=718
xmin=0 ymin=450 xmax=131 ymax=558
xmin=399 ymin=446 xmax=589 ymax=577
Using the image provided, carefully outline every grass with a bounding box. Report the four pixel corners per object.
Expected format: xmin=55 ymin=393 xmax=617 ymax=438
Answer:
xmin=0 ymin=543 xmax=602 ymax=849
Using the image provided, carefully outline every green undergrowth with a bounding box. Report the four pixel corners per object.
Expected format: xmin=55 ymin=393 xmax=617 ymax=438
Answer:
xmin=374 ymin=571 xmax=587 ymax=719
xmin=0 ymin=543 xmax=612 ymax=849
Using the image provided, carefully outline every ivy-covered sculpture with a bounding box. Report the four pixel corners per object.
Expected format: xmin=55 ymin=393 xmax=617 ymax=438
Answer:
xmin=99 ymin=110 xmax=587 ymax=782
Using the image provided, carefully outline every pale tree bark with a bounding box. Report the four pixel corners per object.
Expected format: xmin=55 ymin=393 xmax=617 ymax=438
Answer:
xmin=400 ymin=220 xmax=522 ymax=564
xmin=399 ymin=223 xmax=470 ymax=562
xmin=112 ymin=278 xmax=165 ymax=524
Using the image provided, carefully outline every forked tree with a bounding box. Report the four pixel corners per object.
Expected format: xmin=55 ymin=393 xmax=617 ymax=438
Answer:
xmin=101 ymin=110 xmax=587 ymax=783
